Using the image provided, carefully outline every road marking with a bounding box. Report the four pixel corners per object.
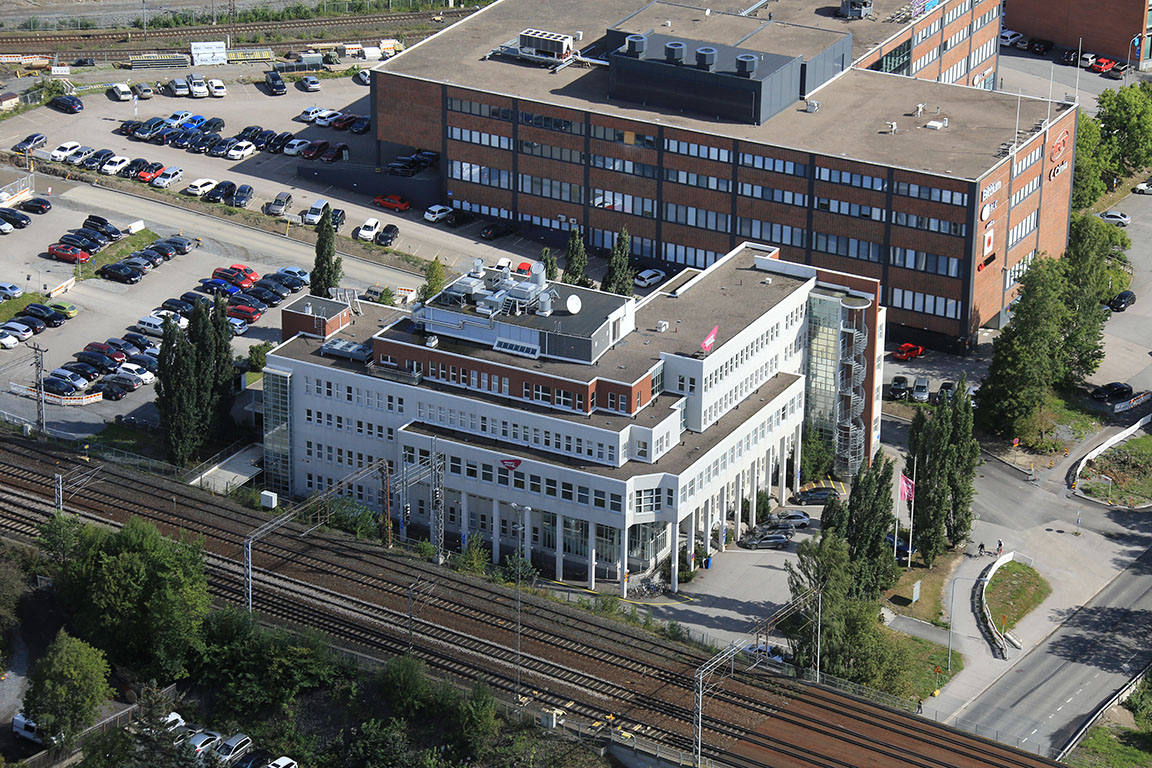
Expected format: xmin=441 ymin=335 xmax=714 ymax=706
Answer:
xmin=1056 ymin=706 xmax=1063 ymax=711
xmin=1031 ymin=729 xmax=1038 ymax=735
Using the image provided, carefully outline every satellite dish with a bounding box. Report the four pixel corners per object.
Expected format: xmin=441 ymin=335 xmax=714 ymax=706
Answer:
xmin=566 ymin=294 xmax=582 ymax=315
xmin=530 ymin=261 xmax=544 ymax=275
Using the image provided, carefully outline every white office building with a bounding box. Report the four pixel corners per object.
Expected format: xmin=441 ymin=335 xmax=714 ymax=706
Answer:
xmin=263 ymin=242 xmax=885 ymax=595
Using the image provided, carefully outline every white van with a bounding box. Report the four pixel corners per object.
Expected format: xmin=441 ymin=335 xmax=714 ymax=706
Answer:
xmin=136 ymin=315 xmax=167 ymax=337
xmin=302 ymin=199 xmax=330 ymax=225
xmin=13 ymin=714 xmax=43 ymax=745
xmin=110 ymin=83 xmax=132 ymax=101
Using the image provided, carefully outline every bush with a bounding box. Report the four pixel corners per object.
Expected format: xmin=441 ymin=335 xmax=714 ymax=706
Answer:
xmin=413 ymin=539 xmax=435 ymax=559
xmin=378 ymin=655 xmax=429 ymax=717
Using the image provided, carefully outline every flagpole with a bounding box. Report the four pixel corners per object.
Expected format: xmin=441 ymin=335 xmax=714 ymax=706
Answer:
xmin=906 ymin=455 xmax=917 ymax=570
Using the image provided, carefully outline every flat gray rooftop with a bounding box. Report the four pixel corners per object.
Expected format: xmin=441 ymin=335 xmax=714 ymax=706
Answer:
xmin=382 ymin=0 xmax=1070 ymax=178
xmin=747 ymin=0 xmax=933 ymax=65
xmin=270 ymin=302 xmax=403 ymax=373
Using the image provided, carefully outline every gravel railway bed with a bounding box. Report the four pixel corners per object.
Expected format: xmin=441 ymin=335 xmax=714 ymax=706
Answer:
xmin=0 ymin=440 xmax=1062 ymax=768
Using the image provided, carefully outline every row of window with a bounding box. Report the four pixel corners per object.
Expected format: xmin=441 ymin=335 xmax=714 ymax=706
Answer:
xmin=943 ymin=25 xmax=969 ymax=52
xmin=740 ymin=152 xmax=809 ymax=177
xmin=736 ymin=217 xmax=808 ymax=247
xmin=447 ymin=97 xmax=585 ymax=135
xmin=1008 ymin=210 xmax=1038 ymax=247
xmin=894 ymin=181 xmax=969 ymax=206
xmin=590 ymin=227 xmax=658 ymax=259
xmin=664 ymin=167 xmax=732 ymax=192
xmin=519 ymin=172 xmax=583 ymax=203
xmin=816 ymin=197 xmax=886 ymax=221
xmin=812 ymin=232 xmax=883 ymax=262
xmin=664 ymin=202 xmax=730 ymax=233
xmin=1013 ymin=145 xmax=1043 ymax=176
xmin=448 ymin=125 xmax=512 ymax=150
xmin=303 ymin=376 xmax=404 ymax=412
xmin=892 ymin=210 xmax=967 ymax=236
xmin=449 ymin=160 xmax=513 ymax=189
xmin=305 ymin=409 xmax=394 ymax=442
xmin=592 ymin=188 xmax=657 ymax=217
xmin=591 ymin=153 xmax=658 ymax=178
xmin=972 ymin=4 xmax=999 ymax=30
xmin=911 ymin=46 xmax=939 ymax=75
xmin=913 ymin=18 xmax=941 ymax=45
xmin=738 ymin=181 xmax=808 ymax=207
xmin=940 ymin=57 xmax=968 ymax=85
xmin=665 ymin=138 xmax=732 ymax=163
xmin=440 ymin=453 xmax=626 ymax=511
xmin=1011 ymin=175 xmax=1041 ymax=208
xmin=943 ymin=0 xmax=971 ymax=25
xmin=889 ymin=287 xmax=961 ymax=318
xmin=970 ymin=38 xmax=996 ymax=70
xmin=890 ymin=246 xmax=961 ymax=277
xmin=684 ymin=398 xmax=800 ymax=503
xmin=1004 ymin=250 xmax=1035 ymax=289
xmin=662 ymin=242 xmax=722 ymax=267
xmin=591 ymin=125 xmax=656 ymax=148
xmin=816 ymin=165 xmax=887 ymax=191
xmin=520 ymin=140 xmax=583 ymax=164
xmin=702 ymin=359 xmax=788 ymax=427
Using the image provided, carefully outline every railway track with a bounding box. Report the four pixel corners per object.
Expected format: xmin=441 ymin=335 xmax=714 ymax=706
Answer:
xmin=0 ymin=8 xmax=471 ymax=48
xmin=0 ymin=438 xmax=1061 ymax=768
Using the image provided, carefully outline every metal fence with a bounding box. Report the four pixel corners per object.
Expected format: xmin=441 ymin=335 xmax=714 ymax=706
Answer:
xmin=183 ymin=437 xmax=255 ymax=484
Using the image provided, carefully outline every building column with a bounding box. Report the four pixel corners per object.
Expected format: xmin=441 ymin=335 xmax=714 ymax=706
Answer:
xmin=778 ymin=435 xmax=788 ymax=504
xmin=688 ymin=506 xmax=698 ymax=572
xmin=460 ymin=493 xmax=469 ymax=551
xmin=587 ymin=522 xmax=596 ymax=590
xmin=702 ymin=498 xmax=712 ymax=558
xmin=718 ymin=484 xmax=727 ymax=552
xmin=670 ymin=518 xmax=679 ymax=593
xmin=491 ymin=498 xmax=500 ymax=564
xmin=555 ymin=513 xmax=564 ymax=582
xmin=793 ymin=422 xmax=803 ymax=494
xmin=748 ymin=462 xmax=758 ymax=530
xmin=734 ymin=471 xmax=744 ymax=538
xmin=520 ymin=506 xmax=532 ymax=566
xmin=619 ymin=523 xmax=630 ymax=597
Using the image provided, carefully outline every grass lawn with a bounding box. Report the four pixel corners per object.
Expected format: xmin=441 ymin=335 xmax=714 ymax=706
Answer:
xmin=1083 ymin=433 xmax=1152 ymax=505
xmin=91 ymin=421 xmax=167 ymax=457
xmin=984 ymin=561 xmax=1051 ymax=633
xmin=1068 ymin=725 xmax=1152 ymax=768
xmin=78 ymin=228 xmax=160 ymax=280
xmin=884 ymin=627 xmax=964 ymax=700
xmin=0 ymin=293 xmax=40 ymax=325
xmin=884 ymin=550 xmax=964 ymax=627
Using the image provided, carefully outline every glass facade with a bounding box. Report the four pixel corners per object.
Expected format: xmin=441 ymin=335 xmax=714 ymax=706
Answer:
xmin=263 ymin=367 xmax=294 ymax=496
xmin=806 ymin=292 xmax=871 ymax=477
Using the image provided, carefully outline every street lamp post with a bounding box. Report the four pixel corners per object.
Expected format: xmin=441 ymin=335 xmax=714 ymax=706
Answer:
xmin=947 ymin=575 xmax=988 ymax=672
xmin=510 ymin=502 xmax=531 ymax=696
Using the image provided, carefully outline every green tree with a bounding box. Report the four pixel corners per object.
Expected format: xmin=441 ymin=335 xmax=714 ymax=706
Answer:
xmin=944 ymin=376 xmax=980 ymax=547
xmin=334 ymin=718 xmax=411 ymax=768
xmin=37 ymin=510 xmax=84 ymax=565
xmin=1058 ymin=214 xmax=1125 ymax=386
xmin=379 ymin=655 xmax=430 ymax=718
xmin=458 ymin=680 xmax=498 ymax=759
xmin=155 ymin=320 xmax=201 ymax=466
xmin=417 ymin=257 xmax=446 ymax=302
xmin=247 ymin=341 xmax=273 ymax=371
xmin=78 ymin=726 xmax=135 ymax=768
xmin=208 ymin=298 xmax=236 ymax=430
xmin=60 ymin=517 xmax=210 ymax=681
xmin=371 ymin=285 xmax=395 ymax=306
xmin=1096 ymin=84 xmax=1152 ymax=175
xmin=799 ymin=425 xmax=834 ymax=483
xmin=131 ymin=684 xmax=186 ymax=766
xmin=540 ymin=247 xmax=558 ymax=280
xmin=601 ymin=228 xmax=634 ymax=296
xmin=1071 ymin=114 xmax=1110 ymax=209
xmin=784 ymin=531 xmax=851 ymax=671
xmin=911 ymin=411 xmax=952 ymax=567
xmin=0 ymin=553 xmax=27 ymax=633
xmin=311 ymin=208 xmax=342 ymax=298
xmin=562 ymin=228 xmax=588 ymax=286
xmin=24 ymin=630 xmax=112 ymax=748
xmin=454 ymin=535 xmax=490 ymax=576
xmin=820 ymin=451 xmax=898 ymax=599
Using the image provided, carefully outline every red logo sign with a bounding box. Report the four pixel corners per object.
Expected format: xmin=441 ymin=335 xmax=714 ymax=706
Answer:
xmin=1050 ymin=130 xmax=1069 ymax=162
xmin=500 ymin=459 xmax=521 ymax=470
xmin=700 ymin=325 xmax=719 ymax=354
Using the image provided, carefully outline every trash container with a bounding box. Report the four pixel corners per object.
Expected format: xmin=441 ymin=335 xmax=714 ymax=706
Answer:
xmin=704 ymin=557 xmax=712 ymax=569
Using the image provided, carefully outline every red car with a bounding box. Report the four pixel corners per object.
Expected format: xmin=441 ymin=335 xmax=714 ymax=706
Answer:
xmin=372 ymin=194 xmax=410 ymax=212
xmin=84 ymin=342 xmax=126 ymax=363
xmin=1091 ymin=57 xmax=1116 ymax=73
xmin=212 ymin=266 xmax=254 ymax=289
xmin=230 ymin=263 xmax=260 ymax=282
xmin=48 ymin=243 xmax=91 ymax=263
xmin=136 ymin=162 xmax=165 ymax=183
xmin=301 ymin=140 xmax=330 ymax=160
xmin=321 ymin=143 xmax=349 ymax=163
xmin=893 ymin=343 xmax=925 ymax=361
xmin=227 ymin=304 xmax=262 ymax=322
xmin=332 ymin=113 xmax=359 ymax=130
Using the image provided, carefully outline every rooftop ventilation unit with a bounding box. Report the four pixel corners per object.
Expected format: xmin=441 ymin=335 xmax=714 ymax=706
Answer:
xmin=695 ymin=46 xmax=718 ymax=71
xmin=517 ymin=29 xmax=574 ymax=63
xmin=656 ymin=320 xmax=669 ymax=332
xmin=665 ymin=41 xmax=686 ymax=64
xmin=536 ymin=291 xmax=554 ymax=316
xmin=626 ymin=34 xmax=647 ymax=57
xmin=806 ymin=100 xmax=820 ymax=113
xmin=319 ymin=338 xmax=372 ymax=361
xmin=530 ymin=261 xmax=546 ymax=288
xmin=469 ymin=257 xmax=485 ymax=278
xmin=735 ymin=53 xmax=758 ymax=77
xmin=426 ymin=335 xmax=439 ymax=348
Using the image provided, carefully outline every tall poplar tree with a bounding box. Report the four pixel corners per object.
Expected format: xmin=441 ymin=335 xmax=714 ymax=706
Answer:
xmin=155 ymin=320 xmax=200 ymax=466
xmin=311 ymin=208 xmax=342 ymax=298
xmin=563 ymin=228 xmax=588 ymax=286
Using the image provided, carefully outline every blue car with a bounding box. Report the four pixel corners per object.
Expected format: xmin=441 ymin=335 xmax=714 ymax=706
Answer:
xmin=198 ymin=277 xmax=240 ymax=296
xmin=184 ymin=115 xmax=207 ymax=130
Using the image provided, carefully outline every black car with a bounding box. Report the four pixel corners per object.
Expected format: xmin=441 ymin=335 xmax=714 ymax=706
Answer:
xmin=153 ymin=126 xmax=181 ymax=145
xmin=50 ymin=95 xmax=84 ymax=113
xmin=74 ymin=57 xmax=95 ymax=67
xmin=231 ymin=185 xmax=254 ymax=208
xmin=123 ymin=332 xmax=159 ymax=353
xmin=445 ymin=210 xmax=475 ymax=228
xmin=92 ymin=380 xmax=128 ymax=400
xmin=162 ymin=298 xmax=195 ymax=316
xmin=267 ymin=132 xmax=293 ymax=153
xmin=889 ymin=375 xmax=910 ymax=400
xmin=191 ymin=133 xmax=222 ymax=153
xmin=169 ymin=131 xmax=200 ymax=150
xmin=18 ymin=197 xmax=52 ymax=214
xmin=263 ymin=272 xmax=305 ymax=292
xmin=375 ymin=223 xmax=399 ymax=247
xmin=130 ymin=249 xmax=165 ymax=268
xmin=147 ymin=242 xmax=178 ymax=260
xmin=180 ymin=291 xmax=215 ymax=308
xmin=0 ymin=208 xmax=32 ymax=228
xmin=208 ymin=137 xmax=239 ymax=158
xmin=254 ymin=279 xmax=290 ymax=298
xmin=236 ymin=750 xmax=275 ymax=768
xmin=1029 ymin=39 xmax=1055 ymax=54
xmin=11 ymin=316 xmax=45 ymax=334
xmin=245 ymin=286 xmax=282 ymax=307
xmin=74 ymin=227 xmax=110 ymax=248
xmin=230 ymin=293 xmax=268 ymax=312
xmin=118 ymin=120 xmax=143 ymax=136
xmin=252 ymin=129 xmax=277 ymax=150
xmin=1109 ymin=290 xmax=1136 ymax=312
xmin=790 ymin=487 xmax=842 ymax=505
xmin=97 ymin=263 xmax=143 ymax=284
xmin=13 ymin=133 xmax=47 ymax=152
xmin=480 ymin=221 xmax=517 ymax=240
xmin=42 ymin=378 xmax=77 ymax=397
xmin=82 ymin=149 xmax=114 ymax=171
xmin=204 ymin=181 xmax=237 ymax=204
xmin=120 ymin=158 xmax=150 ymax=179
xmin=203 ymin=117 xmax=226 ymax=133
xmin=265 ymin=71 xmax=287 ymax=95
xmin=19 ymin=304 xmax=66 ymax=327
xmin=239 ymin=125 xmax=263 ymax=141
xmin=61 ymin=361 xmax=101 ymax=382
xmin=59 ymin=233 xmax=100 ymax=252
xmin=329 ymin=209 xmax=347 ymax=230
xmin=1061 ymin=49 xmax=1080 ymax=65
xmin=74 ymin=351 xmax=118 ymax=374
xmin=1092 ymin=382 xmax=1134 ymax=402
xmin=350 ymin=116 xmax=371 ymax=134
xmin=83 ymin=217 xmax=123 ymax=240
xmin=127 ymin=354 xmax=159 ymax=374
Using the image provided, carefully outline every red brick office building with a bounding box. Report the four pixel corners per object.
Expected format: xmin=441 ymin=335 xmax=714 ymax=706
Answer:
xmin=372 ymin=0 xmax=1075 ymax=350
xmin=1003 ymin=0 xmax=1152 ymax=69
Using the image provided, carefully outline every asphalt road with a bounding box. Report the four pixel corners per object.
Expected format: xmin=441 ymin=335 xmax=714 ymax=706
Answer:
xmin=996 ymin=45 xmax=1137 ymax=115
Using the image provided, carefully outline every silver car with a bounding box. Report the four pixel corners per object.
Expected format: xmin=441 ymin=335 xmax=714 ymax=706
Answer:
xmin=912 ymin=377 xmax=930 ymax=403
xmin=1097 ymin=211 xmax=1131 ymax=227
xmin=215 ymin=733 xmax=252 ymax=764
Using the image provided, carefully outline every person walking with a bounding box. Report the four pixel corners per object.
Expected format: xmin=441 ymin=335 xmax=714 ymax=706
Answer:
xmin=996 ymin=539 xmax=1003 ymax=557
xmin=978 ymin=542 xmax=985 ymax=557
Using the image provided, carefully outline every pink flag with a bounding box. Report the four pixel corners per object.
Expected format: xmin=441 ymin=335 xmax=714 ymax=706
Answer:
xmin=899 ymin=473 xmax=915 ymax=502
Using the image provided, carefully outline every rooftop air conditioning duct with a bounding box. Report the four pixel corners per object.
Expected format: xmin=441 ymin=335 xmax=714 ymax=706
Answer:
xmin=696 ymin=46 xmax=717 ymax=71
xmin=736 ymin=53 xmax=758 ymax=77
xmin=536 ymin=292 xmax=554 ymax=316
xmin=665 ymin=41 xmax=686 ymax=64
xmin=626 ymin=34 xmax=647 ymax=57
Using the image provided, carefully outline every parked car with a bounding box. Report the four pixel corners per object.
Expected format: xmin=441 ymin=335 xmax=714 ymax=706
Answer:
xmin=0 ymin=208 xmax=31 ymax=228
xmin=66 ymin=146 xmax=96 ymax=166
xmin=1109 ymin=290 xmax=1136 ymax=311
xmin=208 ymin=138 xmax=239 ymax=158
xmin=245 ymin=286 xmax=282 ymax=307
xmin=375 ymin=224 xmax=399 ymax=247
xmin=894 ymin=343 xmax=925 ymax=361
xmin=1080 ymin=52 xmax=1098 ymax=68
xmin=61 ymin=362 xmax=101 ymax=382
xmin=267 ymin=192 xmax=294 ymax=216
xmin=1090 ymin=57 xmax=1116 ymax=73
xmin=999 ymin=30 xmax=1023 ymax=47
xmin=1098 ymin=211 xmax=1131 ymax=227
xmin=775 ymin=510 xmax=812 ymax=528
xmin=204 ymin=180 xmax=237 ymax=203
xmin=254 ymin=279 xmax=290 ymax=298
xmin=48 ymin=243 xmax=90 ymax=263
xmin=227 ymin=304 xmax=262 ymax=322
xmin=790 ymin=487 xmax=841 ymax=505
xmin=301 ymin=140 xmax=330 ymax=160
xmin=0 ymin=322 xmax=32 ymax=342
xmin=97 ymin=263 xmax=143 ymax=284
xmin=265 ymin=71 xmax=287 ymax=95
xmin=73 ymin=350 xmax=118 ymax=374
xmin=1029 ymin=39 xmax=1054 ymax=54
xmin=49 ymin=369 xmax=91 ymax=392
xmin=278 ymin=266 xmax=310 ymax=284
xmin=227 ymin=141 xmax=256 ymax=160
xmin=213 ymin=266 xmax=254 ymax=289
xmin=47 ymin=301 xmax=78 ymax=318
xmin=82 ymin=149 xmax=115 ymax=171
xmin=119 ymin=362 xmax=155 ymax=385
xmin=1108 ymin=63 xmax=1130 ymax=80
xmin=357 ymin=218 xmax=382 ymax=241
xmin=208 ymin=78 xmax=228 ymax=97
xmin=911 ymin=377 xmax=930 ymax=403
xmin=137 ymin=162 xmax=166 ymax=183
xmin=1061 ymin=49 xmax=1080 ymax=66
xmin=231 ymin=185 xmax=254 ymax=208
xmin=480 ymin=221 xmax=518 ymax=241
xmin=302 ymin=199 xmax=330 ymax=225
xmin=321 ymin=142 xmax=349 ymax=162
xmin=41 ymin=377 xmax=78 ymax=397
xmin=214 ymin=733 xmax=253 ymax=764
xmin=50 ymin=141 xmax=81 ymax=161
xmin=1092 ymin=382 xmax=1134 ymax=401
xmin=264 ymin=272 xmax=306 ymax=292
xmin=85 ymin=342 xmax=126 ymax=363
xmin=152 ymin=167 xmax=184 ymax=188
xmin=100 ymin=155 xmax=130 ymax=175
xmin=932 ymin=380 xmax=957 ymax=405
xmin=19 ymin=304 xmax=67 ymax=327
xmin=885 ymin=534 xmax=915 ymax=560
xmin=633 ymin=268 xmax=666 ymax=288
xmin=301 ymin=75 xmax=322 ymax=92
xmin=889 ymin=375 xmax=910 ymax=400
xmin=424 ymin=205 xmax=453 ymax=223
xmin=283 ymin=138 xmax=311 ymax=156
xmin=267 ymin=132 xmax=293 ymax=153
xmin=49 ymin=95 xmax=84 ymax=113
xmin=131 ymin=82 xmax=154 ymax=99
xmin=13 ymin=133 xmax=46 ymax=152
xmin=373 ymin=194 xmax=410 ymax=212
xmin=182 ymin=178 xmax=219 ymax=197
xmin=739 ymin=532 xmax=790 ymax=550
xmin=120 ymin=158 xmax=150 ymax=178
xmin=199 ymin=278 xmax=240 ymax=296
xmin=350 ymin=116 xmax=372 ymax=134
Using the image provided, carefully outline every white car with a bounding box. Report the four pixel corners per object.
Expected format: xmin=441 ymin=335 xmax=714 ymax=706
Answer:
xmin=152 ymin=167 xmax=183 ymax=188
xmin=314 ymin=109 xmax=342 ymax=127
xmin=153 ymin=309 xmax=189 ymax=329
xmin=357 ymin=218 xmax=382 ymax=241
xmin=1136 ymin=177 xmax=1152 ymax=194
xmin=227 ymin=141 xmax=256 ymax=160
xmin=109 ymin=83 xmax=132 ymax=101
xmin=298 ymin=106 xmax=324 ymax=122
xmin=424 ymin=205 xmax=453 ymax=223
xmin=118 ymin=363 xmax=155 ymax=385
xmin=283 ymin=139 xmax=311 ymax=156
xmin=634 ymin=268 xmax=667 ymax=288
xmin=1081 ymin=52 xmax=1097 ymax=68
xmin=0 ymin=322 xmax=32 ymax=342
xmin=50 ymin=141 xmax=81 ymax=161
xmin=1098 ymin=211 xmax=1131 ymax=227
xmin=0 ymin=220 xmax=12 ymax=234
xmin=267 ymin=759 xmax=298 ymax=768
xmin=100 ymin=155 xmax=130 ymax=175
xmin=182 ymin=178 xmax=218 ymax=197
xmin=187 ymin=78 xmax=209 ymax=98
xmin=0 ymin=283 xmax=23 ymax=299
xmin=207 ymin=78 xmax=227 ymax=97
xmin=0 ymin=330 xmax=20 ymax=349
xmin=999 ymin=29 xmax=1023 ymax=47
xmin=278 ymin=266 xmax=310 ymax=283
xmin=301 ymin=75 xmax=321 ymax=92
